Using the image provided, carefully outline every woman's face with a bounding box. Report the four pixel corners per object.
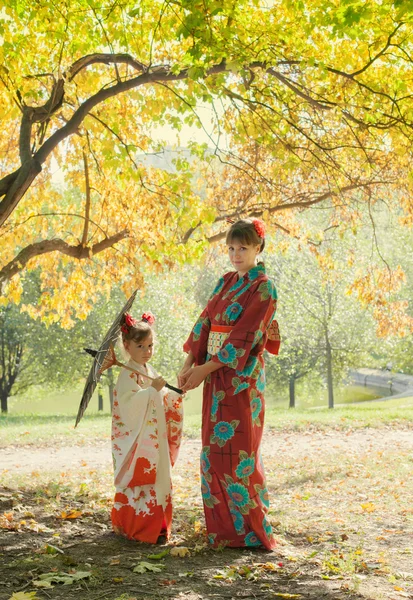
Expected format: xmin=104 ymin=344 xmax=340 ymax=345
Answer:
xmin=124 ymin=331 xmax=154 ymax=365
xmin=227 ymin=239 xmax=261 ymax=275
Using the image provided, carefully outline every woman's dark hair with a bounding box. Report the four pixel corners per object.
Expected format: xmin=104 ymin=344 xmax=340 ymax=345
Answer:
xmin=226 ymin=219 xmax=265 ymax=252
xmin=120 ymin=315 xmax=153 ymax=345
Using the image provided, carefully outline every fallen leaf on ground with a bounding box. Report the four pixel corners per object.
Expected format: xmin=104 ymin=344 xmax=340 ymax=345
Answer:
xmin=33 ymin=570 xmax=91 ymax=587
xmin=57 ymin=509 xmax=82 ymax=520
xmin=133 ymin=561 xmax=165 ymax=573
xmin=170 ymin=546 xmax=190 ymax=557
xmin=147 ymin=549 xmax=169 ymax=560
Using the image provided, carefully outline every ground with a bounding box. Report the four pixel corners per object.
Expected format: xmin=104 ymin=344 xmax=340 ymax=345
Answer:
xmin=1 ymin=416 xmax=413 ymax=600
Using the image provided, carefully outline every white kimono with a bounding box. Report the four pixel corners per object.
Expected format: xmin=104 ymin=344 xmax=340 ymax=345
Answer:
xmin=111 ymin=359 xmax=183 ymax=542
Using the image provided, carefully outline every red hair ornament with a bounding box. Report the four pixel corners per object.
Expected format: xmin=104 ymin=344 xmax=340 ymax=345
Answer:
xmin=252 ymin=218 xmax=265 ymax=238
xmin=121 ymin=313 xmax=138 ymax=333
xmin=141 ymin=312 xmax=155 ymax=325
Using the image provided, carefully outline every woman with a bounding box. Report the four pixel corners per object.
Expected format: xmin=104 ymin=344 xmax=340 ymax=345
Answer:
xmin=179 ymin=218 xmax=280 ymax=550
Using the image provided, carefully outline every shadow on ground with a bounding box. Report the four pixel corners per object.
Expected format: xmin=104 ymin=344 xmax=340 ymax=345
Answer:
xmin=1 ymin=487 xmax=366 ymax=600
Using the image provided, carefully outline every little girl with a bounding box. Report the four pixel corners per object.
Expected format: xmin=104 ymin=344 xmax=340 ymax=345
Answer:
xmin=111 ymin=311 xmax=183 ymax=543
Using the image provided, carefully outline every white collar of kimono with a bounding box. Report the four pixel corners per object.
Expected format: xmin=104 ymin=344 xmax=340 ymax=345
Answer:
xmin=128 ymin=357 xmax=154 ymax=378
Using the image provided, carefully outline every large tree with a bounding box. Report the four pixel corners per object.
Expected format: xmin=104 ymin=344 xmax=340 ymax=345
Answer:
xmin=1 ymin=0 xmax=413 ymax=322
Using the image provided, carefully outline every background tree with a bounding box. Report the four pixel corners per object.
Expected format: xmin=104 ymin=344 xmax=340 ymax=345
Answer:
xmin=266 ymin=231 xmax=378 ymax=408
xmin=2 ymin=0 xmax=413 ymax=325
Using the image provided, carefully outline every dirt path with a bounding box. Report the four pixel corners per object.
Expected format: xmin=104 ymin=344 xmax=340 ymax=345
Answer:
xmin=1 ymin=429 xmax=412 ymax=473
xmin=1 ymin=428 xmax=413 ymax=600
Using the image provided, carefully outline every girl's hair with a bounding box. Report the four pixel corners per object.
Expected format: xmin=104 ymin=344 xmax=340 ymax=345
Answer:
xmin=120 ymin=314 xmax=153 ymax=345
xmin=226 ymin=218 xmax=266 ymax=253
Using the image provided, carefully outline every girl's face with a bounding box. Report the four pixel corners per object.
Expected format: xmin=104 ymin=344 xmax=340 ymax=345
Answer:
xmin=227 ymin=240 xmax=261 ymax=276
xmin=124 ymin=331 xmax=154 ymax=365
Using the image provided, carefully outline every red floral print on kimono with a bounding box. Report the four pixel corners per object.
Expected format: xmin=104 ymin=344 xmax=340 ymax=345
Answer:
xmin=111 ymin=359 xmax=183 ymax=543
xmin=184 ymin=262 xmax=279 ymax=550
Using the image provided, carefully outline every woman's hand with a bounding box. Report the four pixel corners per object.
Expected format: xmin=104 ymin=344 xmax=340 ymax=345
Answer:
xmin=151 ymin=376 xmax=166 ymax=392
xmin=177 ymin=367 xmax=190 ymax=388
xmin=178 ymin=358 xmax=194 ymax=387
xmin=182 ymin=365 xmax=207 ymax=392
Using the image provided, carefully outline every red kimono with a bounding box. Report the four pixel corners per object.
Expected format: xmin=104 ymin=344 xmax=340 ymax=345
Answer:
xmin=184 ymin=262 xmax=280 ymax=549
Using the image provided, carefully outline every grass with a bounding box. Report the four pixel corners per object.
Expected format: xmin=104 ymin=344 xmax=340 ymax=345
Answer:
xmin=266 ymin=394 xmax=413 ymax=431
xmin=1 ymin=394 xmax=413 ymax=448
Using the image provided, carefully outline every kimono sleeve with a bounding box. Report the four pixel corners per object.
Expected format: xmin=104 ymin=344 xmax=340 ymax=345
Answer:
xmin=211 ymin=278 xmax=277 ymax=372
xmin=183 ymin=301 xmax=214 ymax=366
xmin=115 ymin=370 xmax=157 ymax=427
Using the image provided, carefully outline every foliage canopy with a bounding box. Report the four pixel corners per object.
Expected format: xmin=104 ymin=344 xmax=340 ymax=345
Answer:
xmin=1 ymin=0 xmax=413 ymax=324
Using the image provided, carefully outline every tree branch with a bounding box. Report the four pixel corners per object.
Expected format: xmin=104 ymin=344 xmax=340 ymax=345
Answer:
xmin=0 ymin=230 xmax=129 ymax=295
xmin=81 ymin=150 xmax=91 ymax=247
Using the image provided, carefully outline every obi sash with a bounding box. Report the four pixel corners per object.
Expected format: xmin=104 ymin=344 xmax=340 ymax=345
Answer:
xmin=207 ymin=321 xmax=281 ymax=357
xmin=207 ymin=324 xmax=233 ymax=356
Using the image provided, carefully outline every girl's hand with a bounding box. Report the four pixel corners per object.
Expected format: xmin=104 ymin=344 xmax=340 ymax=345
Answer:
xmin=182 ymin=365 xmax=207 ymax=392
xmin=151 ymin=376 xmax=166 ymax=392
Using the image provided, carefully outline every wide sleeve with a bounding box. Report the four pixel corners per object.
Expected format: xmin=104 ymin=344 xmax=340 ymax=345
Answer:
xmin=212 ymin=278 xmax=277 ymax=372
xmin=163 ymin=391 xmax=183 ymax=467
xmin=114 ymin=369 xmax=157 ymax=428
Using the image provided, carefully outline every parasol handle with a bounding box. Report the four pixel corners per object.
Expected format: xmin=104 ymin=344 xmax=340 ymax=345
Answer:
xmin=165 ymin=383 xmax=183 ymax=394
xmin=118 ymin=361 xmax=156 ymax=381
xmin=115 ymin=360 xmax=183 ymax=395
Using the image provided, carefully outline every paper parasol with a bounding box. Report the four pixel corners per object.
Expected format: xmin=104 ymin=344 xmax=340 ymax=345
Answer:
xmin=75 ymin=290 xmax=182 ymax=426
xmin=75 ymin=289 xmax=137 ymax=426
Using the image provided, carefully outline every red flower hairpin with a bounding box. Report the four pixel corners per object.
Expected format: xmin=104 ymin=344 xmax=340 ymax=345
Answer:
xmin=141 ymin=312 xmax=155 ymax=325
xmin=252 ymin=218 xmax=265 ymax=238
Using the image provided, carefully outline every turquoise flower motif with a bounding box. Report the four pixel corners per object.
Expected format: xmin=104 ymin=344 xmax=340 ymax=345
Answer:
xmin=245 ymin=531 xmax=261 ymax=547
xmin=259 ymin=486 xmax=270 ymax=508
xmin=235 ymin=456 xmax=255 ymax=480
xmin=211 ymin=394 xmax=219 ymax=419
xmin=236 ymin=356 xmax=258 ymax=377
xmin=270 ymin=283 xmax=278 ymax=300
xmin=224 ymin=302 xmax=243 ymax=322
xmin=233 ymin=379 xmax=249 ymax=394
xmin=200 ymin=449 xmax=210 ymax=473
xmin=230 ymin=509 xmax=244 ymax=534
xmin=251 ymin=396 xmax=262 ymax=420
xmin=256 ymin=369 xmax=266 ymax=392
xmin=253 ymin=329 xmax=263 ymax=347
xmin=227 ymin=482 xmax=249 ymax=507
xmin=211 ymin=277 xmax=225 ymax=297
xmin=263 ymin=516 xmax=273 ymax=537
xmin=211 ymin=389 xmax=225 ymax=421
xmin=213 ymin=421 xmax=235 ymax=442
xmin=247 ymin=265 xmax=262 ymax=281
xmin=201 ymin=475 xmax=211 ymax=500
xmin=227 ymin=278 xmax=244 ymax=294
xmin=217 ymin=343 xmax=237 ymax=364
xmin=208 ymin=533 xmax=216 ymax=545
xmin=193 ymin=319 xmax=203 ymax=336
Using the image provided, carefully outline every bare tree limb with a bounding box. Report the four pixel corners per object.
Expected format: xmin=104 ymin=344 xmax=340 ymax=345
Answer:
xmin=0 ymin=230 xmax=129 ymax=294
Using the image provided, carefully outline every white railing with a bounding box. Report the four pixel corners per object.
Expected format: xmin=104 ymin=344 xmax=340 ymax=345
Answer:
xmin=349 ymin=368 xmax=413 ymax=396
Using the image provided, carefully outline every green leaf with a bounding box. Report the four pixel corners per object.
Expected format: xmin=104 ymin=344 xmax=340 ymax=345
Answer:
xmin=133 ymin=561 xmax=165 ymax=573
xmin=147 ymin=549 xmax=169 ymax=560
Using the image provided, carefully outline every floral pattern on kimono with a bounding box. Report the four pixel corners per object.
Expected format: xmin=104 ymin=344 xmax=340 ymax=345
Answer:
xmin=111 ymin=359 xmax=183 ymax=543
xmin=184 ymin=262 xmax=279 ymax=550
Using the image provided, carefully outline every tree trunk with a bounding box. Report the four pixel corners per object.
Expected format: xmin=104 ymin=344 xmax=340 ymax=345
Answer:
xmin=1 ymin=393 xmax=8 ymax=414
xmin=98 ymin=387 xmax=103 ymax=411
xmin=289 ymin=376 xmax=296 ymax=408
xmin=326 ymin=333 xmax=334 ymax=409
